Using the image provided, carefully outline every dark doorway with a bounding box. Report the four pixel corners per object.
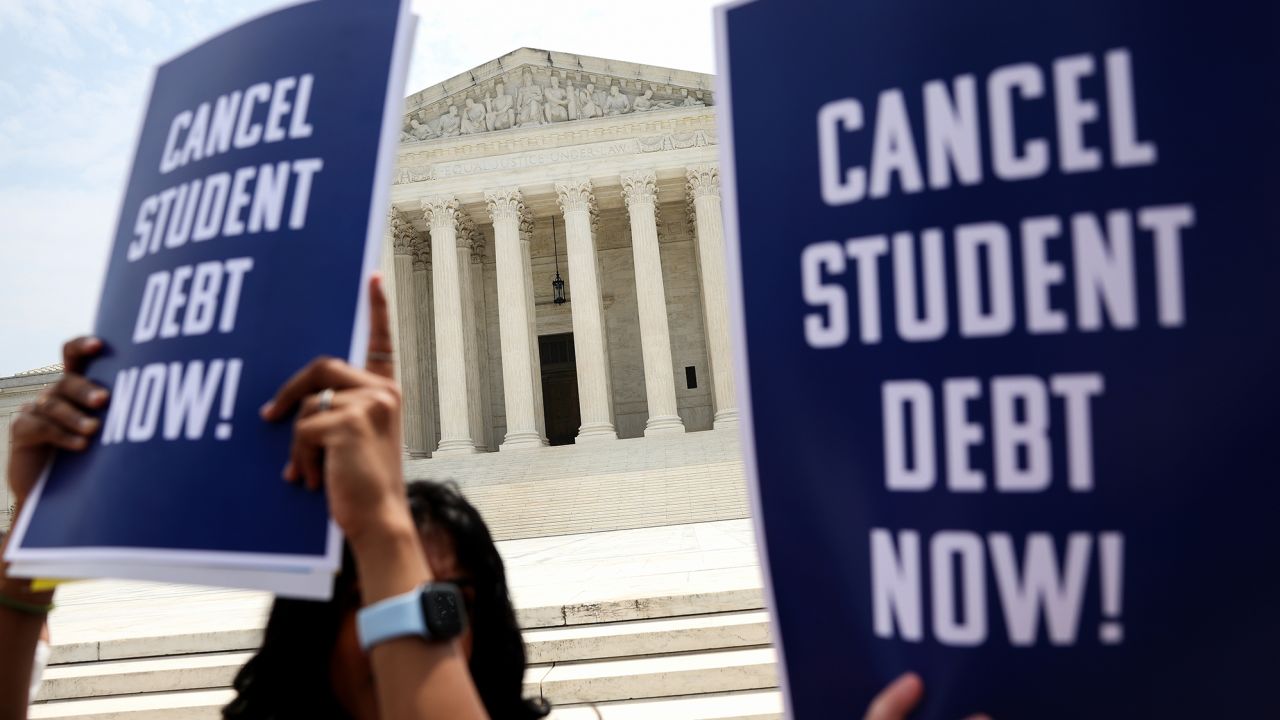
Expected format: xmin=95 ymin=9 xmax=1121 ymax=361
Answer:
xmin=539 ymin=333 xmax=581 ymax=446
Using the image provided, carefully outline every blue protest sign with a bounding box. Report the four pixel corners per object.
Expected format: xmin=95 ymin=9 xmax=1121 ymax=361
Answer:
xmin=6 ymin=0 xmax=414 ymax=595
xmin=715 ymin=0 xmax=1278 ymax=716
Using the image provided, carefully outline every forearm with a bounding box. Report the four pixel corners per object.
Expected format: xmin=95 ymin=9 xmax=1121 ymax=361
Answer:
xmin=0 ymin=517 xmax=50 ymax=720
xmin=353 ymin=523 xmax=488 ymax=720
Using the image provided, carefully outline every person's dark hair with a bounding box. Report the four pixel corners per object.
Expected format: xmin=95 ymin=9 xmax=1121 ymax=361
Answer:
xmin=223 ymin=480 xmax=550 ymax=720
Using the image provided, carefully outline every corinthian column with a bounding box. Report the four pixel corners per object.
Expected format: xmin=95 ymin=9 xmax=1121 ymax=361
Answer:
xmin=422 ymin=195 xmax=476 ymax=455
xmin=520 ymin=210 xmax=547 ymax=442
xmin=456 ymin=214 xmax=489 ymax=452
xmin=687 ymin=164 xmax=738 ymax=428
xmin=390 ymin=212 xmax=430 ymax=457
xmin=621 ymin=170 xmax=684 ymax=435
xmin=410 ymin=239 xmax=437 ymax=456
xmin=469 ymin=234 xmax=495 ymax=451
xmin=486 ymin=188 xmax=545 ymax=449
xmin=556 ymin=179 xmax=617 ymax=441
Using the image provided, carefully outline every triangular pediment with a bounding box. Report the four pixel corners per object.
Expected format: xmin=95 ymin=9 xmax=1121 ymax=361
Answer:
xmin=400 ymin=47 xmax=714 ymax=143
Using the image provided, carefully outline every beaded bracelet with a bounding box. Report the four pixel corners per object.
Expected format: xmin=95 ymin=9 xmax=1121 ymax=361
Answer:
xmin=0 ymin=592 xmax=54 ymax=616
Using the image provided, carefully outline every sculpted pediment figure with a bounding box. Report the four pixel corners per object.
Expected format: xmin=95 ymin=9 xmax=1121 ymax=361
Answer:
xmin=409 ymin=116 xmax=435 ymax=141
xmin=604 ymin=85 xmax=631 ymax=116
xmin=679 ymin=88 xmax=705 ymax=107
xmin=544 ymin=75 xmax=570 ymax=123
xmin=461 ymin=97 xmax=488 ymax=134
xmin=398 ymin=51 xmax=714 ymax=143
xmin=516 ymin=71 xmax=544 ymax=127
xmin=578 ymin=82 xmax=602 ymax=120
xmin=486 ymin=82 xmax=515 ymax=131
xmin=439 ymin=105 xmax=461 ymax=137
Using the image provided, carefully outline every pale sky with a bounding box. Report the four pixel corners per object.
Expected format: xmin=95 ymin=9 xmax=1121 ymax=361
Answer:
xmin=0 ymin=0 xmax=720 ymax=377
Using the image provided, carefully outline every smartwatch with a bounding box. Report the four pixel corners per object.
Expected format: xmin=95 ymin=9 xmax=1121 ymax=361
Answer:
xmin=356 ymin=582 xmax=467 ymax=652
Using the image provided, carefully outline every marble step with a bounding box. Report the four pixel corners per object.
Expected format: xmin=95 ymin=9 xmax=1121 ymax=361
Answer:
xmin=550 ymin=689 xmax=784 ymax=720
xmin=30 ymin=688 xmax=782 ymax=720
xmin=28 ymin=689 xmax=234 ymax=720
xmin=49 ymin=587 xmax=765 ymax=666
xmin=33 ymin=647 xmax=780 ymax=719
xmin=527 ymin=646 xmax=778 ymax=705
xmin=36 ymin=610 xmax=771 ymax=705
xmin=35 ymin=651 xmax=252 ymax=703
xmin=36 ymin=644 xmax=777 ymax=712
xmin=526 ymin=609 xmax=770 ymax=664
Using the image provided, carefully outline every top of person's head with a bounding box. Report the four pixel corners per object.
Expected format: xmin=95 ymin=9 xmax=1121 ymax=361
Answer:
xmin=222 ymin=479 xmax=550 ymax=720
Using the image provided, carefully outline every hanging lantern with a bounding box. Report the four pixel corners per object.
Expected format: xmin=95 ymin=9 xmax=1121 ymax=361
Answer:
xmin=551 ymin=216 xmax=567 ymax=305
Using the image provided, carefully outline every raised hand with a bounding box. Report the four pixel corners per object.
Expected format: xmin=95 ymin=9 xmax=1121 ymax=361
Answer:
xmin=259 ymin=273 xmax=409 ymax=547
xmin=7 ymin=337 xmax=109 ymax=511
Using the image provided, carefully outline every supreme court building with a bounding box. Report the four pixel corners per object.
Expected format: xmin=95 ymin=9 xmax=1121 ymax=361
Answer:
xmin=1 ymin=49 xmax=750 ymax=535
xmin=383 ymin=48 xmax=736 ymax=457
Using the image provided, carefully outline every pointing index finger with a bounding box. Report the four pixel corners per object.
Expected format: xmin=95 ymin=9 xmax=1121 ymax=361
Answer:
xmin=365 ymin=273 xmax=395 ymax=381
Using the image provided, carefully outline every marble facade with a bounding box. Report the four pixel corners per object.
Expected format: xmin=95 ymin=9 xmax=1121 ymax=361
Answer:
xmin=388 ymin=48 xmax=737 ymax=457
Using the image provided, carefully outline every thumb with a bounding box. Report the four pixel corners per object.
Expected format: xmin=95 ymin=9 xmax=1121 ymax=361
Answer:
xmin=865 ymin=672 xmax=924 ymax=720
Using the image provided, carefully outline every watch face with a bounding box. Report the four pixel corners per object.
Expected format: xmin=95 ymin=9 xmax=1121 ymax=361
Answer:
xmin=421 ymin=584 xmax=466 ymax=639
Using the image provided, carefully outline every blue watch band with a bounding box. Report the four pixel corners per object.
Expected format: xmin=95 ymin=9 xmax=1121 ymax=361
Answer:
xmin=357 ymin=585 xmax=430 ymax=651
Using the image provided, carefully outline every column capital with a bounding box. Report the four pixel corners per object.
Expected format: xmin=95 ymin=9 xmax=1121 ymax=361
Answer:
xmin=484 ymin=187 xmax=525 ymax=224
xmin=388 ymin=207 xmax=407 ymax=234
xmin=685 ymin=163 xmax=721 ymax=199
xmin=556 ymin=178 xmax=598 ymax=234
xmin=459 ymin=214 xmax=486 ymax=264
xmin=421 ymin=195 xmax=460 ymax=231
xmin=555 ymin=178 xmax=596 ymax=215
xmin=519 ymin=206 xmax=535 ymax=243
xmin=411 ymin=235 xmax=430 ymax=272
xmin=620 ymin=170 xmax=659 ymax=209
xmin=390 ymin=209 xmax=417 ymax=255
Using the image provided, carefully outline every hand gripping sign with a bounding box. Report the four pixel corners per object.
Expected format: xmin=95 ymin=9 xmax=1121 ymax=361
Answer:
xmin=715 ymin=0 xmax=1279 ymax=717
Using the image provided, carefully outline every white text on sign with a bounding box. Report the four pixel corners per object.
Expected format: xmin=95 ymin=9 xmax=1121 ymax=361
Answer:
xmin=800 ymin=47 xmax=1189 ymax=649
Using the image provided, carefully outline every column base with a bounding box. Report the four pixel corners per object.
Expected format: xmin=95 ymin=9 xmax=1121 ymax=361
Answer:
xmin=500 ymin=432 xmax=546 ymax=450
xmin=576 ymin=422 xmax=618 ymax=442
xmin=713 ymin=409 xmax=740 ymax=429
xmin=644 ymin=415 xmax=686 ymax=435
xmin=435 ymin=439 xmax=479 ymax=455
xmin=407 ymin=450 xmax=432 ymax=460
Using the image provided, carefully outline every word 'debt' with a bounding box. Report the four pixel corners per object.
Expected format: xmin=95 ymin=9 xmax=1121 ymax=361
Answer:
xmin=133 ymin=257 xmax=253 ymax=343
xmin=883 ymin=373 xmax=1103 ymax=493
